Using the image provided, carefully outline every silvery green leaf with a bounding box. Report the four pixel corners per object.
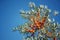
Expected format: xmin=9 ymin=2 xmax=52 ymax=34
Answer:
xmin=48 ymin=18 xmax=51 ymax=22
xmin=29 ymin=2 xmax=35 ymax=8
xmin=40 ymin=5 xmax=44 ymax=9
xmin=20 ymin=10 xmax=25 ymax=14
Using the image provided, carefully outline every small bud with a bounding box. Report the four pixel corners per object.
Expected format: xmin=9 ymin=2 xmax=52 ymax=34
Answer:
xmin=52 ymin=18 xmax=55 ymax=22
xmin=45 ymin=5 xmax=48 ymax=9
xmin=54 ymin=10 xmax=59 ymax=16
xmin=49 ymin=9 xmax=51 ymax=12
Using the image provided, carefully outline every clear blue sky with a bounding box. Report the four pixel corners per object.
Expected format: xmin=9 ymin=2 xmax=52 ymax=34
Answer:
xmin=0 ymin=0 xmax=60 ymax=40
